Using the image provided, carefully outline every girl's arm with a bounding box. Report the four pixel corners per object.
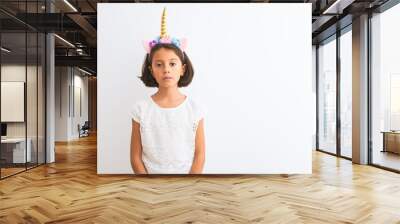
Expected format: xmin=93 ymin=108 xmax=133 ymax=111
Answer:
xmin=190 ymin=119 xmax=205 ymax=174
xmin=130 ymin=120 xmax=148 ymax=174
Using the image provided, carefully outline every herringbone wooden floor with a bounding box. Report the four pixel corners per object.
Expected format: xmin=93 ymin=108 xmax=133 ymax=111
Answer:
xmin=1 ymin=134 xmax=400 ymax=224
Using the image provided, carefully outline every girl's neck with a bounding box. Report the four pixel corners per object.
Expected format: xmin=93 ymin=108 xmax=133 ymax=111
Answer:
xmin=153 ymin=87 xmax=184 ymax=101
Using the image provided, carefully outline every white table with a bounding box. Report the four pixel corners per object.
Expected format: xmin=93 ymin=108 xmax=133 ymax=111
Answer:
xmin=1 ymin=138 xmax=31 ymax=163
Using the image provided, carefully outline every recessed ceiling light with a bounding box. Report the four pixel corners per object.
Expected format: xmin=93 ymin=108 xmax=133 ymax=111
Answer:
xmin=78 ymin=67 xmax=93 ymax=76
xmin=322 ymin=0 xmax=354 ymax=15
xmin=54 ymin=34 xmax=75 ymax=48
xmin=1 ymin=47 xmax=11 ymax=53
xmin=63 ymin=0 xmax=78 ymax=12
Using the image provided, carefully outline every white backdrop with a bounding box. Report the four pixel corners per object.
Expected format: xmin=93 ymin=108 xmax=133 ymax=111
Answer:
xmin=97 ymin=3 xmax=312 ymax=174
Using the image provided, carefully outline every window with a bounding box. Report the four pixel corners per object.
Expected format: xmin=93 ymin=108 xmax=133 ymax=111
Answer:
xmin=340 ymin=28 xmax=352 ymax=158
xmin=370 ymin=3 xmax=400 ymax=171
xmin=318 ymin=36 xmax=337 ymax=155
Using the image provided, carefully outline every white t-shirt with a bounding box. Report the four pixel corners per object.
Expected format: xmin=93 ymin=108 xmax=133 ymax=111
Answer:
xmin=131 ymin=95 xmax=205 ymax=174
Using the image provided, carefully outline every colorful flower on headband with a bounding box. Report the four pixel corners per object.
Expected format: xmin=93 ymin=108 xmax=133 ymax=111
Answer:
xmin=142 ymin=8 xmax=188 ymax=54
xmin=171 ymin=37 xmax=180 ymax=47
xmin=149 ymin=40 xmax=157 ymax=48
xmin=160 ymin=36 xmax=171 ymax=44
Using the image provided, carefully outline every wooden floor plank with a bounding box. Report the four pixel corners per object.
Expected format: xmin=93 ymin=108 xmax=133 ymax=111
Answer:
xmin=0 ymin=134 xmax=400 ymax=223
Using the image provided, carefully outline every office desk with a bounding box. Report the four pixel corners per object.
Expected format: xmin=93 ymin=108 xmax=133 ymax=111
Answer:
xmin=381 ymin=131 xmax=400 ymax=154
xmin=1 ymin=138 xmax=31 ymax=163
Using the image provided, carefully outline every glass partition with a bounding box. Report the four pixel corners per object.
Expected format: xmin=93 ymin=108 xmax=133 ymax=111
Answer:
xmin=318 ymin=36 xmax=337 ymax=155
xmin=27 ymin=31 xmax=38 ymax=169
xmin=339 ymin=28 xmax=352 ymax=158
xmin=0 ymin=1 xmax=46 ymax=179
xmin=0 ymin=31 xmax=28 ymax=177
xmin=371 ymin=4 xmax=400 ymax=171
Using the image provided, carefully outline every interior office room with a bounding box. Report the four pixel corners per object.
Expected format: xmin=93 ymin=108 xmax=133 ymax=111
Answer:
xmin=0 ymin=0 xmax=399 ymax=223
xmin=0 ymin=9 xmax=46 ymax=178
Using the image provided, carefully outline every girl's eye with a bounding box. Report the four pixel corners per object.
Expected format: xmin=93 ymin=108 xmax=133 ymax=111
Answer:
xmin=170 ymin=63 xmax=176 ymax=67
xmin=155 ymin=63 xmax=162 ymax=67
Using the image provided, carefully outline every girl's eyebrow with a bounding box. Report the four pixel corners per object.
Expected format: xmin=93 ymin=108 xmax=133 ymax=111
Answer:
xmin=154 ymin=58 xmax=179 ymax=62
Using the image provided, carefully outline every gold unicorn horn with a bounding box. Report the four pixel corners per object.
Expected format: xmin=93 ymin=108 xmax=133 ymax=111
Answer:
xmin=160 ymin=7 xmax=167 ymax=38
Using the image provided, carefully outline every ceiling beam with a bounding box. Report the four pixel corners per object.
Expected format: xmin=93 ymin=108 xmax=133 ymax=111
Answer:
xmin=322 ymin=0 xmax=356 ymax=14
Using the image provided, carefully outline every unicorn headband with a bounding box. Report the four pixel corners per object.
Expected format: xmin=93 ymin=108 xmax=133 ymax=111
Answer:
xmin=142 ymin=8 xmax=188 ymax=54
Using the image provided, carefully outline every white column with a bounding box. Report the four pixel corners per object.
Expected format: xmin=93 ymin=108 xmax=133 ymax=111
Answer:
xmin=352 ymin=14 xmax=369 ymax=164
xmin=46 ymin=33 xmax=55 ymax=163
xmin=45 ymin=1 xmax=56 ymax=163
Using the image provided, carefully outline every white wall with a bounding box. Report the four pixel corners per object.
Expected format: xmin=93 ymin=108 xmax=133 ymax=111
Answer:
xmin=72 ymin=72 xmax=89 ymax=138
xmin=98 ymin=3 xmax=313 ymax=174
xmin=55 ymin=66 xmax=69 ymax=141
xmin=312 ymin=45 xmax=317 ymax=150
xmin=55 ymin=67 xmax=89 ymax=141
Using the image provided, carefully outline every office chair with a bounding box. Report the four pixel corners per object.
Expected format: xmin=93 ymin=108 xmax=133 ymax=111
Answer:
xmin=79 ymin=121 xmax=90 ymax=138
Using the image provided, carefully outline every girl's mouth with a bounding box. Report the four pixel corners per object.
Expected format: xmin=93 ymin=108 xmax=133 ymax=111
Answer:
xmin=163 ymin=77 xmax=173 ymax=80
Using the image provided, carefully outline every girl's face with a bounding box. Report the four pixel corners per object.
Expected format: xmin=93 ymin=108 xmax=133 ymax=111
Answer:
xmin=149 ymin=48 xmax=186 ymax=88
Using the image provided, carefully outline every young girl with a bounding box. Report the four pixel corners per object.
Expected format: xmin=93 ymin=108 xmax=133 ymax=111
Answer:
xmin=130 ymin=8 xmax=205 ymax=174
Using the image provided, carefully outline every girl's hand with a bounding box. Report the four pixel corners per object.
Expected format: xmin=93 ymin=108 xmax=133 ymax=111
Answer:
xmin=130 ymin=120 xmax=148 ymax=174
xmin=190 ymin=119 xmax=205 ymax=174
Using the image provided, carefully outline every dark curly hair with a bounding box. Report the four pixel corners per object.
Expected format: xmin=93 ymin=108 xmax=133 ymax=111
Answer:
xmin=140 ymin=43 xmax=194 ymax=87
